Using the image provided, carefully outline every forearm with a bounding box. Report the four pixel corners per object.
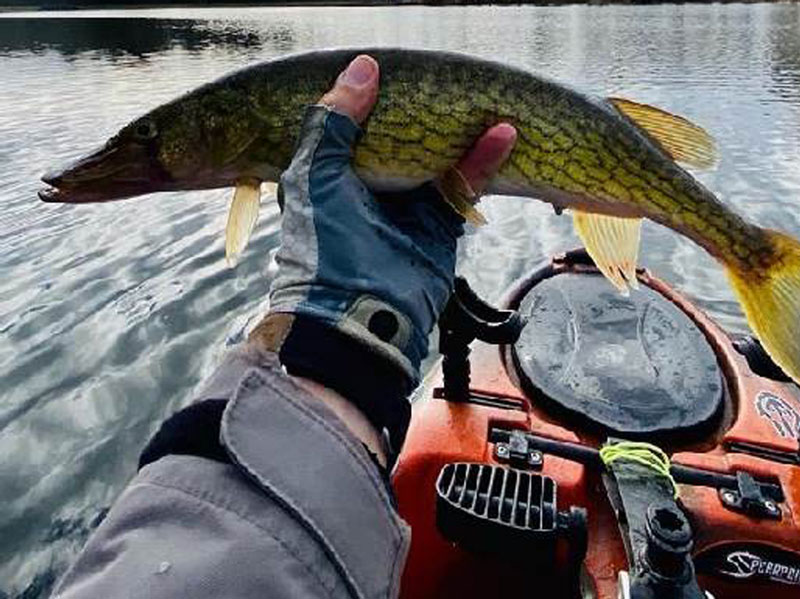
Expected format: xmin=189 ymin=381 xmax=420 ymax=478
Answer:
xmin=247 ymin=312 xmax=393 ymax=466
xmin=54 ymin=346 xmax=410 ymax=599
xmin=247 ymin=311 xmax=414 ymax=465
xmin=288 ymin=373 xmax=388 ymax=467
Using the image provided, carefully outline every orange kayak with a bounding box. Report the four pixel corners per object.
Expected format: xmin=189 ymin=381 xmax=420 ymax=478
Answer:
xmin=394 ymin=249 xmax=800 ymax=599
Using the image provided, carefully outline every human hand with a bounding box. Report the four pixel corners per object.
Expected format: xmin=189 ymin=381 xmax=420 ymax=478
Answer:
xmin=250 ymin=54 xmax=516 ymax=450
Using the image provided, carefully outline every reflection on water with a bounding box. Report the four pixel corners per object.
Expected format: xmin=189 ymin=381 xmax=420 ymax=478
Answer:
xmin=768 ymin=11 xmax=800 ymax=101
xmin=0 ymin=18 xmax=296 ymax=58
xmin=1 ymin=5 xmax=800 ymax=597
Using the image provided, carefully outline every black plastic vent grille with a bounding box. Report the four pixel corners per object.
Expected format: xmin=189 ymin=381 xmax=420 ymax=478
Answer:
xmin=437 ymin=462 xmax=557 ymax=535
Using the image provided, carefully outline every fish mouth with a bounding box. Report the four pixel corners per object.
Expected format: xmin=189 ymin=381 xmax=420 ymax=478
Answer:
xmin=39 ymin=142 xmax=168 ymax=204
xmin=38 ymin=183 xmax=144 ymax=203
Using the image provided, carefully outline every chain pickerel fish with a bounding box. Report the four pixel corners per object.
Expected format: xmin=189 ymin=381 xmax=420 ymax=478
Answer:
xmin=39 ymin=48 xmax=800 ymax=384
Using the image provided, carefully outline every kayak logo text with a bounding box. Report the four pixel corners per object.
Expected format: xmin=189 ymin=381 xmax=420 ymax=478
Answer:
xmin=719 ymin=550 xmax=800 ymax=585
xmin=755 ymin=391 xmax=800 ymax=439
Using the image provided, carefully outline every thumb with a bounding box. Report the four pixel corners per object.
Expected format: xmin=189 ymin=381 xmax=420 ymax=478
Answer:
xmin=319 ymin=55 xmax=380 ymax=125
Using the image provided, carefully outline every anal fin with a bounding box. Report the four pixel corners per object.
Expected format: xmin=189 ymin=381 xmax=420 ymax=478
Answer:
xmin=225 ymin=177 xmax=262 ymax=266
xmin=573 ymin=211 xmax=642 ymax=295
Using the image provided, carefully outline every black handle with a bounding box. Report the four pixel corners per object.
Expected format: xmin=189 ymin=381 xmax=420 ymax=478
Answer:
xmin=438 ymin=277 xmax=526 ymax=401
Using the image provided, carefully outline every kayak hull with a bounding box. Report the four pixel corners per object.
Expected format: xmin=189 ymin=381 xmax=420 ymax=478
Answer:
xmin=393 ymin=252 xmax=800 ymax=599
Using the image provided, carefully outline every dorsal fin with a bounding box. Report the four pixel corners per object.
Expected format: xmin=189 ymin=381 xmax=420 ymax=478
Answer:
xmin=609 ymin=97 xmax=717 ymax=169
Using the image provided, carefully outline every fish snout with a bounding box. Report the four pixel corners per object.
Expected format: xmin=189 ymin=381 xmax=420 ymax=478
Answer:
xmin=38 ymin=169 xmax=65 ymax=202
xmin=38 ymin=142 xmax=165 ymax=203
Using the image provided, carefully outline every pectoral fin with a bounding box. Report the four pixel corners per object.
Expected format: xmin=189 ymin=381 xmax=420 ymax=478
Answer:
xmin=444 ymin=193 xmax=487 ymax=226
xmin=436 ymin=168 xmax=487 ymax=226
xmin=262 ymin=181 xmax=278 ymax=200
xmin=225 ymin=177 xmax=262 ymax=266
xmin=608 ymin=97 xmax=717 ymax=169
xmin=573 ymin=211 xmax=642 ymax=295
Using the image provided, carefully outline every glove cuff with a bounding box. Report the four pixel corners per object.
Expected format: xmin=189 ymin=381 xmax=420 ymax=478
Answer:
xmin=249 ymin=313 xmax=413 ymax=452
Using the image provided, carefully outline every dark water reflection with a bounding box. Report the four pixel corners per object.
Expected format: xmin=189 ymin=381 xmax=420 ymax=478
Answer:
xmin=1 ymin=5 xmax=800 ymax=597
xmin=768 ymin=12 xmax=800 ymax=100
xmin=0 ymin=17 xmax=296 ymax=58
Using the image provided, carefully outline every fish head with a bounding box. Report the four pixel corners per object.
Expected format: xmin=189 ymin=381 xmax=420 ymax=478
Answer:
xmin=39 ymin=91 xmax=259 ymax=204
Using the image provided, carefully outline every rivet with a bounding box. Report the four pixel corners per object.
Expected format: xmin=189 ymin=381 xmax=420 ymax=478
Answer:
xmin=367 ymin=309 xmax=399 ymax=343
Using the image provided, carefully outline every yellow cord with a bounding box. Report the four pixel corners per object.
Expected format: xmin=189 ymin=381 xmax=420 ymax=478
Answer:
xmin=599 ymin=441 xmax=679 ymax=499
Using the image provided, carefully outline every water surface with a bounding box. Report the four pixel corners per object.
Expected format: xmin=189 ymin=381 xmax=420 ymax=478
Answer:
xmin=1 ymin=4 xmax=800 ymax=596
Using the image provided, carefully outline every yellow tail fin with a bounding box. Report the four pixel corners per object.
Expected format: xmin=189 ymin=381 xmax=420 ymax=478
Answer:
xmin=726 ymin=231 xmax=800 ymax=385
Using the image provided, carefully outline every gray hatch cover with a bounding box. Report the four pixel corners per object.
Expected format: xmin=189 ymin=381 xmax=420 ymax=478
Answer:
xmin=512 ymin=273 xmax=724 ymax=439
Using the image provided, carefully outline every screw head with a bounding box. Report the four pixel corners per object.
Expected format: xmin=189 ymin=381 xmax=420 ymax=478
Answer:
xmin=765 ymin=501 xmax=778 ymax=513
xmin=721 ymin=491 xmax=736 ymax=503
xmin=496 ymin=445 xmax=508 ymax=457
xmin=528 ymin=451 xmax=543 ymax=465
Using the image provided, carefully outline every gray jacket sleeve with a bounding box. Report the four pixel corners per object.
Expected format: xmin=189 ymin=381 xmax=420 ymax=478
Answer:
xmin=52 ymin=347 xmax=411 ymax=599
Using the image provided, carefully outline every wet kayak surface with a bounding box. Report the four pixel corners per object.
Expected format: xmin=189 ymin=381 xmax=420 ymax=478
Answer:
xmin=1 ymin=4 xmax=800 ymax=596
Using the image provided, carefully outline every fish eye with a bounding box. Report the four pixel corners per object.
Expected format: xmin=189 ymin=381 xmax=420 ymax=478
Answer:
xmin=133 ymin=119 xmax=158 ymax=142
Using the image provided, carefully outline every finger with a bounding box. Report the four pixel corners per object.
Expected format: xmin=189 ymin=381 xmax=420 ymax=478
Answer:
xmin=455 ymin=123 xmax=518 ymax=195
xmin=318 ymin=55 xmax=380 ymax=125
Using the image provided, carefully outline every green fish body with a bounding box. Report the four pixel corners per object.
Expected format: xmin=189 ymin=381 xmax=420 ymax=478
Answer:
xmin=40 ymin=48 xmax=800 ymax=385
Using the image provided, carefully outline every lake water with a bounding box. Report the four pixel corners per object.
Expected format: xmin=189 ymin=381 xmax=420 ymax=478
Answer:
xmin=1 ymin=4 xmax=800 ymax=596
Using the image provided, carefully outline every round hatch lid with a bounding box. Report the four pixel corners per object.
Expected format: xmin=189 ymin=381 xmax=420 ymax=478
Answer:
xmin=512 ymin=273 xmax=723 ymax=439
